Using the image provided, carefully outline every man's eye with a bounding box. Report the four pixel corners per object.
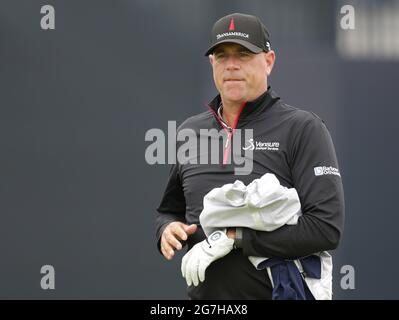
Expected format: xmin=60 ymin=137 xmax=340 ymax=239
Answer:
xmin=215 ymin=53 xmax=226 ymax=59
xmin=239 ymin=51 xmax=251 ymax=57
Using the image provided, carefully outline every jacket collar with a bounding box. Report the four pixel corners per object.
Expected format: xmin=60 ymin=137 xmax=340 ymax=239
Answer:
xmin=208 ymin=86 xmax=280 ymax=125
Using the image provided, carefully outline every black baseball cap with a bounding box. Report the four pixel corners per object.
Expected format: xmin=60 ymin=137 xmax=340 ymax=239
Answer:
xmin=205 ymin=13 xmax=271 ymax=56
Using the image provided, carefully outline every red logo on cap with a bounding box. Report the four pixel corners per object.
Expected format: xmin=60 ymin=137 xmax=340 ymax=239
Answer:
xmin=229 ymin=18 xmax=235 ymax=31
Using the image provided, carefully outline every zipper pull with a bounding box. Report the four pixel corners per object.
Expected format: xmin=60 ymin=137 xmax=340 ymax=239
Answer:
xmin=225 ymin=132 xmax=231 ymax=149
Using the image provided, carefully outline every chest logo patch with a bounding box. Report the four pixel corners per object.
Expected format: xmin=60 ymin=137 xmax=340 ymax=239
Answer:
xmin=243 ymin=138 xmax=280 ymax=151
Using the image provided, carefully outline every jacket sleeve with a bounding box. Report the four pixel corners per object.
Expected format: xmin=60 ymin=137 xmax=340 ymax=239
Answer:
xmin=241 ymin=114 xmax=345 ymax=259
xmin=155 ymin=163 xmax=187 ymax=254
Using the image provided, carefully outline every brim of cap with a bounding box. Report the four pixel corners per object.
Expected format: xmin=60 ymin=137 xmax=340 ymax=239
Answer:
xmin=205 ymin=39 xmax=264 ymax=56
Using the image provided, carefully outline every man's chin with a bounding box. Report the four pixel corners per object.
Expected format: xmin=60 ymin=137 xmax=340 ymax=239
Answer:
xmin=222 ymin=90 xmax=247 ymax=103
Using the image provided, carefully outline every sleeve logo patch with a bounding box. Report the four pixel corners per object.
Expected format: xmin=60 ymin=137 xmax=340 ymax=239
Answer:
xmin=314 ymin=166 xmax=341 ymax=177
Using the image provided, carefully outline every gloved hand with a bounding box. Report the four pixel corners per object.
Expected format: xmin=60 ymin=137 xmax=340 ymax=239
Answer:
xmin=181 ymin=230 xmax=234 ymax=286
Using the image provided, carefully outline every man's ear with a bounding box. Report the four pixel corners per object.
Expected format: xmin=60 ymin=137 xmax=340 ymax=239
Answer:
xmin=265 ymin=50 xmax=276 ymax=76
xmin=209 ymin=54 xmax=214 ymax=66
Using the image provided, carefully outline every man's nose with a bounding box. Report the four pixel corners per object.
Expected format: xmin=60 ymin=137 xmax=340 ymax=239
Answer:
xmin=226 ymin=55 xmax=240 ymax=70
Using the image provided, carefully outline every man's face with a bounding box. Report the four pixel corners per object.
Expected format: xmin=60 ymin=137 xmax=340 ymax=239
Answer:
xmin=209 ymin=43 xmax=275 ymax=103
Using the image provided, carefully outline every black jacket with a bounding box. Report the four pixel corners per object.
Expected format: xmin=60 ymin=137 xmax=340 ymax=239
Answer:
xmin=155 ymin=88 xmax=345 ymax=299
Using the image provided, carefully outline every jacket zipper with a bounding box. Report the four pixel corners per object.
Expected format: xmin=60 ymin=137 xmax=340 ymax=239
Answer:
xmin=208 ymin=102 xmax=246 ymax=165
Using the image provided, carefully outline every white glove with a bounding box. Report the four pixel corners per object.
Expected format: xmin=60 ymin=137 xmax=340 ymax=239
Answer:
xmin=181 ymin=230 xmax=234 ymax=287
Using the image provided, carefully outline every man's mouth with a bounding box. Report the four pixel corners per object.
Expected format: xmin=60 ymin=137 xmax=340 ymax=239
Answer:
xmin=224 ymin=79 xmax=245 ymax=83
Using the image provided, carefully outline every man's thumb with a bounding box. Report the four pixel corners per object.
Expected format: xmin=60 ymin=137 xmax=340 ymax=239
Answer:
xmin=184 ymin=224 xmax=197 ymax=235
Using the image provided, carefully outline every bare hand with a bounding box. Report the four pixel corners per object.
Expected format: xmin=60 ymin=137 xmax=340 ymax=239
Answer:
xmin=161 ymin=222 xmax=197 ymax=260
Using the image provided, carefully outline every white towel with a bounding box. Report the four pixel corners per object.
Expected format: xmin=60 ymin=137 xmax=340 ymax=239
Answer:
xmin=200 ymin=173 xmax=302 ymax=235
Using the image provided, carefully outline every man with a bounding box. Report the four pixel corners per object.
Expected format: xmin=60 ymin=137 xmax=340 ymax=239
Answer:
xmin=155 ymin=13 xmax=345 ymax=299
